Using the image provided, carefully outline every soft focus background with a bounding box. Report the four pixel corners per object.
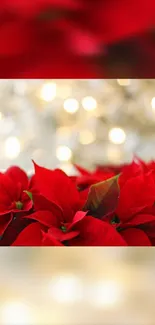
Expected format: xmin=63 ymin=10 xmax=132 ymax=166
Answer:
xmin=1 ymin=79 xmax=155 ymax=173
xmin=0 ymin=248 xmax=155 ymax=325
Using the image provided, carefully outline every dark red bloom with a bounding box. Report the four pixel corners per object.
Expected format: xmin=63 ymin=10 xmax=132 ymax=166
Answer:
xmin=12 ymin=222 xmax=63 ymax=246
xmin=0 ymin=166 xmax=33 ymax=236
xmin=0 ymin=0 xmax=155 ymax=77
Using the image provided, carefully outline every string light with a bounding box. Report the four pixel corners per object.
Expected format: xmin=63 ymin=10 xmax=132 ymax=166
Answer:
xmin=4 ymin=137 xmax=21 ymax=159
xmin=82 ymin=96 xmax=97 ymax=111
xmin=1 ymin=301 xmax=32 ymax=325
xmin=56 ymin=146 xmax=72 ymax=161
xmin=63 ymin=98 xmax=79 ymax=114
xmin=117 ymin=79 xmax=130 ymax=86
xmin=48 ymin=275 xmax=83 ymax=304
xmin=109 ymin=128 xmax=126 ymax=144
xmin=40 ymin=82 xmax=56 ymax=102
xmin=79 ymin=130 xmax=96 ymax=145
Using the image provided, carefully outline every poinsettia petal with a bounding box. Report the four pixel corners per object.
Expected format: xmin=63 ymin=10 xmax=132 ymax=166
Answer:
xmin=12 ymin=222 xmax=43 ymax=246
xmin=83 ymin=175 xmax=120 ymax=217
xmin=0 ymin=172 xmax=17 ymax=203
xmin=69 ymin=211 xmax=87 ymax=230
xmin=33 ymin=193 xmax=63 ymax=220
xmin=42 ymin=232 xmax=64 ymax=246
xmin=74 ymin=164 xmax=90 ymax=176
xmin=24 ymin=210 xmax=60 ymax=228
xmin=48 ymin=226 xmax=79 ymax=241
xmin=33 ymin=161 xmax=80 ymax=221
xmin=122 ymin=214 xmax=155 ymax=227
xmin=5 ymin=166 xmax=29 ymax=190
xmin=117 ymin=171 xmax=155 ymax=221
xmin=71 ymin=216 xmax=126 ymax=246
xmin=120 ymin=228 xmax=151 ymax=246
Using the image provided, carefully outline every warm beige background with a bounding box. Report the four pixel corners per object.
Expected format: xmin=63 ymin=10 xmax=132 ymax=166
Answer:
xmin=0 ymin=248 xmax=155 ymax=325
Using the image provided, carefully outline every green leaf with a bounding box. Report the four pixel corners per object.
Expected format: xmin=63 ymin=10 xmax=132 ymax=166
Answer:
xmin=23 ymin=191 xmax=33 ymax=202
xmin=83 ymin=175 xmax=120 ymax=217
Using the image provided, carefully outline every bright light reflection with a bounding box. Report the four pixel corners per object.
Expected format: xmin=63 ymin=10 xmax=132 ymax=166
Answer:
xmin=63 ymin=98 xmax=79 ymax=114
xmin=56 ymin=146 xmax=72 ymax=162
xmin=0 ymin=112 xmax=3 ymax=120
xmin=5 ymin=136 xmax=21 ymax=159
xmin=82 ymin=96 xmax=97 ymax=111
xmin=1 ymin=301 xmax=32 ymax=325
xmin=117 ymin=79 xmax=130 ymax=86
xmin=40 ymin=82 xmax=56 ymax=102
xmin=48 ymin=275 xmax=83 ymax=303
xmin=90 ymin=281 xmax=122 ymax=308
xmin=151 ymin=97 xmax=155 ymax=110
xmin=109 ymin=127 xmax=126 ymax=144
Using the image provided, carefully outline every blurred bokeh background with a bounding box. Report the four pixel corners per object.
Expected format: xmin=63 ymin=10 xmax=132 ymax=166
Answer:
xmin=1 ymin=79 xmax=155 ymax=173
xmin=0 ymin=248 xmax=155 ymax=325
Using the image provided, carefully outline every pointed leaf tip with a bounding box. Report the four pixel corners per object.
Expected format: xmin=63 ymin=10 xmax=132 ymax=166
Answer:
xmin=83 ymin=174 xmax=120 ymax=217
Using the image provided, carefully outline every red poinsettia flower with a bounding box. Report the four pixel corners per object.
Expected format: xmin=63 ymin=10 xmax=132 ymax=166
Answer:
xmin=12 ymin=222 xmax=63 ymax=246
xmin=117 ymin=170 xmax=155 ymax=221
xmin=18 ymin=162 xmax=125 ymax=246
xmin=0 ymin=166 xmax=33 ymax=236
xmin=13 ymin=211 xmax=127 ymax=246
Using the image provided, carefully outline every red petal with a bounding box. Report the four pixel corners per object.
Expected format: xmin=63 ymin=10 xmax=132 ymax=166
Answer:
xmin=48 ymin=226 xmax=79 ymax=241
xmin=0 ymin=172 xmax=17 ymax=204
xmin=69 ymin=211 xmax=87 ymax=229
xmin=33 ymin=162 xmax=80 ymax=221
xmin=74 ymin=164 xmax=90 ymax=176
xmin=117 ymin=171 xmax=155 ymax=221
xmin=5 ymin=166 xmax=29 ymax=190
xmin=123 ymin=214 xmax=155 ymax=227
xmin=121 ymin=228 xmax=151 ymax=246
xmin=42 ymin=232 xmax=64 ymax=246
xmin=12 ymin=223 xmax=42 ymax=246
xmin=24 ymin=210 xmax=60 ymax=228
xmin=71 ymin=216 xmax=126 ymax=246
xmin=33 ymin=193 xmax=63 ymax=220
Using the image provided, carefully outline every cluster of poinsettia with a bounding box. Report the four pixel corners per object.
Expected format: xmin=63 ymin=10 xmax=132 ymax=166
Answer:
xmin=0 ymin=0 xmax=155 ymax=77
xmin=1 ymin=158 xmax=155 ymax=246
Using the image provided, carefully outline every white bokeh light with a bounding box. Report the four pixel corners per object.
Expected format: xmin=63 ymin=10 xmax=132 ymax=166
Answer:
xmin=56 ymin=146 xmax=72 ymax=162
xmin=1 ymin=301 xmax=32 ymax=325
xmin=40 ymin=82 xmax=56 ymax=102
xmin=151 ymin=97 xmax=155 ymax=110
xmin=4 ymin=136 xmax=21 ymax=159
xmin=63 ymin=98 xmax=79 ymax=114
xmin=48 ymin=275 xmax=83 ymax=304
xmin=89 ymin=281 xmax=122 ymax=308
xmin=82 ymin=96 xmax=97 ymax=111
xmin=109 ymin=127 xmax=126 ymax=144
